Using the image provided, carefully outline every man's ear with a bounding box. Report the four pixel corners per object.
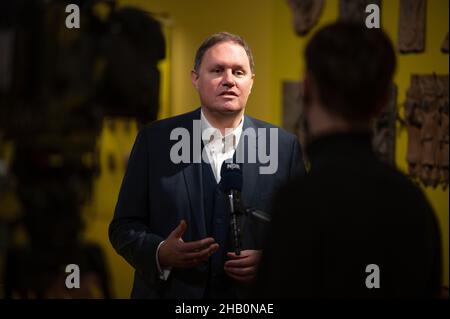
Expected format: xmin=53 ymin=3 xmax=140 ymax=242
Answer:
xmin=249 ymin=73 xmax=255 ymax=93
xmin=191 ymin=70 xmax=199 ymax=89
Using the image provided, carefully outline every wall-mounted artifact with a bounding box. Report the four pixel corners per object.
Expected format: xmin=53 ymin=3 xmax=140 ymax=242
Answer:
xmin=339 ymin=0 xmax=381 ymax=24
xmin=99 ymin=7 xmax=165 ymax=127
xmin=404 ymin=74 xmax=448 ymax=189
xmin=398 ymin=0 xmax=426 ymax=53
xmin=286 ymin=0 xmax=324 ymax=36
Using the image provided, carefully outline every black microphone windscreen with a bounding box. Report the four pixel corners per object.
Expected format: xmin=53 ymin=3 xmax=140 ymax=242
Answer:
xmin=220 ymin=161 xmax=243 ymax=192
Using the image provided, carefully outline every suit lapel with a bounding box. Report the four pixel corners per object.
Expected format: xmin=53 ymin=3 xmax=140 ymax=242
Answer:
xmin=239 ymin=115 xmax=260 ymax=207
xmin=183 ymin=162 xmax=207 ymax=238
xmin=182 ymin=108 xmax=207 ymax=238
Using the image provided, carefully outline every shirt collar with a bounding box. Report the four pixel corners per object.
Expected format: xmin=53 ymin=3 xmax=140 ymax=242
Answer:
xmin=200 ymin=109 xmax=244 ymax=152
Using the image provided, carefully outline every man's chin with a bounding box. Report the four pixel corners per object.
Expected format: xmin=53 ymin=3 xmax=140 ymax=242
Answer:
xmin=204 ymin=105 xmax=243 ymax=115
xmin=218 ymin=104 xmax=244 ymax=114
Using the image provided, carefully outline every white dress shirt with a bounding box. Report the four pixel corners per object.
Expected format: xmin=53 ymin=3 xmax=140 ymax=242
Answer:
xmin=200 ymin=109 xmax=244 ymax=183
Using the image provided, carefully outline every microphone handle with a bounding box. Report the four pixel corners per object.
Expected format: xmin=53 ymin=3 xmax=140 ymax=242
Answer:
xmin=228 ymin=190 xmax=241 ymax=255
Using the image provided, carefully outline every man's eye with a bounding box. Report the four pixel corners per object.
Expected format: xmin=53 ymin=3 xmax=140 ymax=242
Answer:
xmin=235 ymin=70 xmax=245 ymax=76
xmin=213 ymin=69 xmax=222 ymax=73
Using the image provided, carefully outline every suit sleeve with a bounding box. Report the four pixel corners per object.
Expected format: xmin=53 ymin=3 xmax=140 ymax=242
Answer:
xmin=108 ymin=128 xmax=164 ymax=285
xmin=289 ymin=136 xmax=306 ymax=179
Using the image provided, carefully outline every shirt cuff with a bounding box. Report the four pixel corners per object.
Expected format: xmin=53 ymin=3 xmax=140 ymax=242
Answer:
xmin=156 ymin=240 xmax=172 ymax=281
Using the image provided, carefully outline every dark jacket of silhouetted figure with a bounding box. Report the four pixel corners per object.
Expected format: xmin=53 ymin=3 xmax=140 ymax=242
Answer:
xmin=257 ymin=132 xmax=442 ymax=298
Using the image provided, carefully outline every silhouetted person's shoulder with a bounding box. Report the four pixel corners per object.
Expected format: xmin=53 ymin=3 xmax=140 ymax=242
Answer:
xmin=257 ymin=133 xmax=442 ymax=298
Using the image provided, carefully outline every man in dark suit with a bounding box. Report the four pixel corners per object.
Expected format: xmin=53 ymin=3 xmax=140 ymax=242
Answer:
xmin=257 ymin=23 xmax=442 ymax=298
xmin=109 ymin=32 xmax=304 ymax=298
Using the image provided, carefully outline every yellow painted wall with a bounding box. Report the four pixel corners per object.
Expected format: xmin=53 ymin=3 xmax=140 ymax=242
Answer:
xmin=85 ymin=0 xmax=449 ymax=298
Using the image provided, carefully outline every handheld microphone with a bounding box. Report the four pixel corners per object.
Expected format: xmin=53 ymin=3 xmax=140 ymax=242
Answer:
xmin=220 ymin=161 xmax=243 ymax=255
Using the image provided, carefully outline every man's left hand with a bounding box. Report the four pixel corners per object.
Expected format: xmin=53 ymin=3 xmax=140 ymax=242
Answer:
xmin=224 ymin=250 xmax=262 ymax=283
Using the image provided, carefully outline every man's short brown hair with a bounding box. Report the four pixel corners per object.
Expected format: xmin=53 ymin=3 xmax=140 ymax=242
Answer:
xmin=193 ymin=32 xmax=255 ymax=74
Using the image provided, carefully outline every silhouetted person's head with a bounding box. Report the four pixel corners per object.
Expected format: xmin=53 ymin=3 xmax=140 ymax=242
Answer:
xmin=302 ymin=22 xmax=396 ymax=138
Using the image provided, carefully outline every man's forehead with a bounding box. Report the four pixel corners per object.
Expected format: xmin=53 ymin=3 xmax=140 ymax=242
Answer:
xmin=203 ymin=42 xmax=251 ymax=67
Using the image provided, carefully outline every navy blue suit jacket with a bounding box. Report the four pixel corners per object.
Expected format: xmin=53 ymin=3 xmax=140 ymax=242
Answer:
xmin=109 ymin=108 xmax=304 ymax=298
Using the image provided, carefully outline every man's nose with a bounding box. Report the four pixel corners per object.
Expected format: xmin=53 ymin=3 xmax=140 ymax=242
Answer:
xmin=221 ymin=70 xmax=235 ymax=87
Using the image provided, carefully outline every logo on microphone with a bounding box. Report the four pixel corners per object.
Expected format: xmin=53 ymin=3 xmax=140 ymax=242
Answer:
xmin=226 ymin=163 xmax=240 ymax=170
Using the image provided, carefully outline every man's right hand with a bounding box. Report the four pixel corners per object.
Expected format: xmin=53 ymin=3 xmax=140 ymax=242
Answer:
xmin=158 ymin=220 xmax=219 ymax=268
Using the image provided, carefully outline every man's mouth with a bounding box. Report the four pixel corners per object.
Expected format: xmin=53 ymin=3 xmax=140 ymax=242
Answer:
xmin=219 ymin=91 xmax=238 ymax=97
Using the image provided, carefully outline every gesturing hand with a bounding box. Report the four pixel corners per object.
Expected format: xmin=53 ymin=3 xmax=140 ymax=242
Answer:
xmin=224 ymin=250 xmax=262 ymax=283
xmin=158 ymin=220 xmax=220 ymax=268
